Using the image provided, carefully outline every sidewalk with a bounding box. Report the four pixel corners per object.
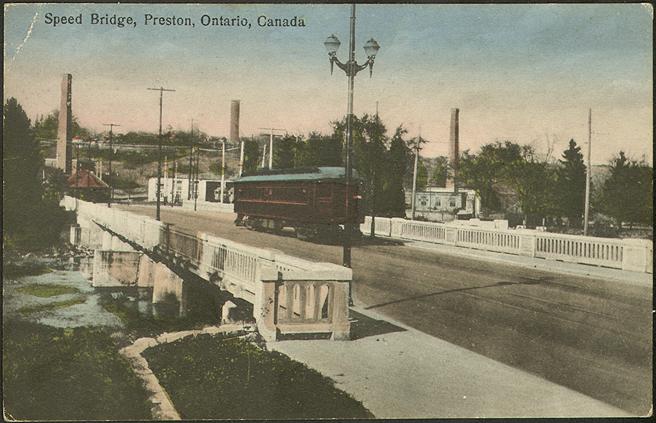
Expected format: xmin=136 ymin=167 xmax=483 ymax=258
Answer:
xmin=402 ymin=239 xmax=652 ymax=287
xmin=268 ymin=307 xmax=630 ymax=419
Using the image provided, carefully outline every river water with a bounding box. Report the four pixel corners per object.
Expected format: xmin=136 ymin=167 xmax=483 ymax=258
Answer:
xmin=3 ymin=257 xmax=156 ymax=329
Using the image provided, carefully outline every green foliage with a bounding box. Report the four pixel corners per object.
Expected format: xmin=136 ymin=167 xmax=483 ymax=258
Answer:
xmin=243 ymin=138 xmax=261 ymax=174
xmin=596 ymin=152 xmax=653 ymax=228
xmin=416 ymin=160 xmax=428 ymax=191
xmin=16 ymin=284 xmax=80 ymax=298
xmin=143 ymin=334 xmax=373 ymax=419
xmin=508 ymin=159 xmax=559 ymax=225
xmin=33 ymin=110 xmax=92 ymax=140
xmin=2 ymin=319 xmax=151 ymax=420
xmin=459 ymin=141 xmax=525 ymax=214
xmin=4 ymin=98 xmax=69 ymax=251
xmin=17 ymin=296 xmax=87 ymax=314
xmin=431 ymin=156 xmax=449 ymax=187
xmin=557 ymin=139 xmax=587 ymax=226
xmin=273 ymin=134 xmax=300 ymax=168
xmin=384 ymin=126 xmax=411 ymax=216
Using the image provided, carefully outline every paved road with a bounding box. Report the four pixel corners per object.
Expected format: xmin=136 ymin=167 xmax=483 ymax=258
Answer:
xmin=122 ymin=205 xmax=652 ymax=414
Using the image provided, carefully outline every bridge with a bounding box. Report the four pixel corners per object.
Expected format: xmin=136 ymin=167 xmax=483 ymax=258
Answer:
xmin=62 ymin=196 xmax=652 ymax=414
xmin=61 ymin=196 xmax=351 ymax=341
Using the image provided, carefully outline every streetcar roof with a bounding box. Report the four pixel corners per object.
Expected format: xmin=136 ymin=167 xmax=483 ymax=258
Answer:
xmin=234 ymin=166 xmax=360 ymax=183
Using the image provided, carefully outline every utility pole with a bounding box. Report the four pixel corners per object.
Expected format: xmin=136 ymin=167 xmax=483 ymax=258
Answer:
xmin=261 ymin=143 xmax=268 ymax=168
xmin=411 ymin=128 xmax=422 ymax=220
xmin=147 ymin=86 xmax=176 ymax=221
xmin=370 ymin=101 xmax=379 ymax=238
xmin=258 ymin=128 xmax=285 ymax=169
xmin=171 ymin=160 xmax=176 ymax=205
xmin=220 ymin=140 xmax=226 ymax=203
xmin=584 ymin=108 xmax=592 ymax=236
xmin=102 ymin=123 xmax=120 ymax=207
xmin=194 ymin=146 xmax=200 ymax=211
xmin=188 ymin=119 xmax=194 ymax=200
xmin=238 ymin=139 xmax=245 ymax=176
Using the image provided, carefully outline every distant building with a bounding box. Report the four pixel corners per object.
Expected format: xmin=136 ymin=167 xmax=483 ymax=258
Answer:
xmin=407 ymin=187 xmax=480 ymax=222
xmin=147 ymin=177 xmax=234 ymax=204
xmin=67 ymin=169 xmax=110 ymax=203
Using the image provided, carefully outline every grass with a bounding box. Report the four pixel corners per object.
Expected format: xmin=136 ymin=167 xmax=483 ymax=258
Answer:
xmin=143 ymin=334 xmax=374 ymax=419
xmin=2 ymin=261 xmax=52 ymax=278
xmin=2 ymin=319 xmax=152 ymax=420
xmin=18 ymin=296 xmax=87 ymax=314
xmin=16 ymin=283 xmax=80 ymax=298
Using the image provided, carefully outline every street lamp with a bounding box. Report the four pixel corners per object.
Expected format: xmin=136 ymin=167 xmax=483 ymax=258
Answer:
xmin=325 ymin=4 xmax=380 ymax=303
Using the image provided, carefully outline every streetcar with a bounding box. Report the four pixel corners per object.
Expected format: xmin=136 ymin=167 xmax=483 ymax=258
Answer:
xmin=232 ymin=167 xmax=363 ymax=240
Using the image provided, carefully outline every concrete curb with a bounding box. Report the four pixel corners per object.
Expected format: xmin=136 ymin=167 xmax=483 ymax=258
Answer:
xmin=119 ymin=323 xmax=254 ymax=420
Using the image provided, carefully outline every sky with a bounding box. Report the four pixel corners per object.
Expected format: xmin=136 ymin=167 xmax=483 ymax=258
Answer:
xmin=4 ymin=3 xmax=653 ymax=163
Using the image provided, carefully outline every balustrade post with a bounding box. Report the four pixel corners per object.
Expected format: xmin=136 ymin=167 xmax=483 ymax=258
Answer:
xmin=518 ymin=231 xmax=537 ymax=257
xmin=330 ymin=280 xmax=351 ymax=340
xmin=255 ymin=266 xmax=279 ymax=342
xmin=445 ymin=226 xmax=458 ymax=245
xmin=622 ymin=239 xmax=653 ymax=273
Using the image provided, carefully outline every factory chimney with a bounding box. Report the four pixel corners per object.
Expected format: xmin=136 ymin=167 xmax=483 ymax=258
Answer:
xmin=447 ymin=108 xmax=459 ymax=191
xmin=57 ymin=74 xmax=73 ymax=174
xmin=230 ymin=100 xmax=240 ymax=144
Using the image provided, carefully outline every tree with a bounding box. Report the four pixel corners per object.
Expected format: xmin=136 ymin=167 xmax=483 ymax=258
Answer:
xmin=4 ymin=98 xmax=42 ymax=237
xmin=430 ymin=156 xmax=449 ymax=187
xmin=416 ymin=160 xmax=428 ymax=191
xmin=596 ymin=152 xmax=653 ymax=228
xmin=509 ymin=158 xmax=559 ymax=226
xmin=459 ymin=141 xmax=524 ymax=214
xmin=4 ymin=98 xmax=68 ymax=250
xmin=273 ymin=134 xmax=299 ymax=169
xmin=242 ymin=138 xmax=260 ymax=174
xmin=382 ymin=126 xmax=410 ymax=216
xmin=556 ymin=139 xmax=586 ymax=226
xmin=33 ymin=110 xmax=92 ymax=140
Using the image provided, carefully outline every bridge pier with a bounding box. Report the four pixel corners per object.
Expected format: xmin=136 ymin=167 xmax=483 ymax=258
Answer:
xmin=92 ymin=250 xmax=143 ymax=287
xmin=151 ymin=262 xmax=187 ymax=316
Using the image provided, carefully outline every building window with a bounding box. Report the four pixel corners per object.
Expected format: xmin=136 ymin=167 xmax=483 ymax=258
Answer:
xmin=449 ymin=198 xmax=457 ymax=207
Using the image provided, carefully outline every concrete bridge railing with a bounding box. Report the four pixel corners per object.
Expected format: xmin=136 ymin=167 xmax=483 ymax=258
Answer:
xmin=62 ymin=196 xmax=351 ymax=340
xmin=362 ymin=216 xmax=652 ymax=274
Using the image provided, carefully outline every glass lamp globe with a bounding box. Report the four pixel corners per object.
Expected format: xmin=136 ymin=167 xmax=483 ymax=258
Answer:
xmin=363 ymin=38 xmax=380 ymax=58
xmin=324 ymin=34 xmax=341 ymax=55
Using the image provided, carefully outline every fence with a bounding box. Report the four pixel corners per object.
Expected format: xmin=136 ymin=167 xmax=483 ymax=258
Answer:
xmin=61 ymin=196 xmax=352 ymax=340
xmin=362 ymin=216 xmax=652 ymax=273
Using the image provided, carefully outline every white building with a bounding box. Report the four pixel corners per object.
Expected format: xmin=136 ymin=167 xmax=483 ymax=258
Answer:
xmin=408 ymin=187 xmax=481 ymax=222
xmin=147 ymin=177 xmax=232 ymax=203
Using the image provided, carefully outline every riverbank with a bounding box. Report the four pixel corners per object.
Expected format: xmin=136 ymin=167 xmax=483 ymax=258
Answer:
xmin=3 ymin=248 xmax=373 ymax=420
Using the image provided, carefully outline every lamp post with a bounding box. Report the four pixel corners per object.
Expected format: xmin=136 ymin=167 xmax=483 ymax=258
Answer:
xmin=325 ymin=4 xmax=380 ymax=278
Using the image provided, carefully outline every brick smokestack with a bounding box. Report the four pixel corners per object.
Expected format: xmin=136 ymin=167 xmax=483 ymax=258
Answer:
xmin=230 ymin=100 xmax=240 ymax=144
xmin=447 ymin=108 xmax=459 ymax=190
xmin=57 ymin=74 xmax=73 ymax=174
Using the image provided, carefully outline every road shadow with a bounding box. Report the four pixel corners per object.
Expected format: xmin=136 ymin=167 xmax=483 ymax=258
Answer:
xmin=364 ymin=276 xmax=551 ymax=311
xmin=348 ymin=309 xmax=407 ymax=340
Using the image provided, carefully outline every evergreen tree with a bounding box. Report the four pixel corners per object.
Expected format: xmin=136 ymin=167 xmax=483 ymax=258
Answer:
xmin=3 ymin=98 xmax=43 ymax=240
xmin=383 ymin=126 xmax=410 ymax=216
xmin=557 ymin=139 xmax=586 ymax=226
xmin=597 ymin=152 xmax=653 ymax=228
xmin=273 ymin=134 xmax=298 ymax=169
xmin=242 ymin=138 xmax=260 ymax=174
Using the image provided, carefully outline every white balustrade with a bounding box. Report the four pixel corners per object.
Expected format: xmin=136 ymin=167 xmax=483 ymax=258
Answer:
xmin=359 ymin=214 xmax=652 ymax=274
